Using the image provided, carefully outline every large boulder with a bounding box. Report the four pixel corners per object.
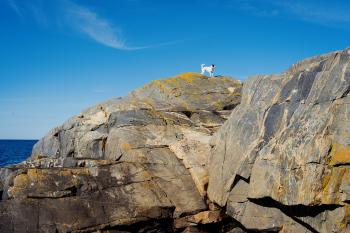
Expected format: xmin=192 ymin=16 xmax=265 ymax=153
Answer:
xmin=208 ymin=48 xmax=350 ymax=232
xmin=0 ymin=73 xmax=242 ymax=232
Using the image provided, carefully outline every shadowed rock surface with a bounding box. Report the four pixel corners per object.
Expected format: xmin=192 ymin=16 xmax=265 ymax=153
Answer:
xmin=0 ymin=73 xmax=243 ymax=233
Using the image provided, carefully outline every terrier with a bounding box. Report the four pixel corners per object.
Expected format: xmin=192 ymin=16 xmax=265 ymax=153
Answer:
xmin=201 ymin=64 xmax=216 ymax=77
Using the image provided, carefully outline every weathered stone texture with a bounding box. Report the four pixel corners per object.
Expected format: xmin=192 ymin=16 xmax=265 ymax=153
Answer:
xmin=3 ymin=47 xmax=350 ymax=232
xmin=0 ymin=73 xmax=242 ymax=232
xmin=208 ymin=48 xmax=350 ymax=232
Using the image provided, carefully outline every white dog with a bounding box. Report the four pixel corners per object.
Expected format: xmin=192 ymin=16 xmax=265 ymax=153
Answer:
xmin=201 ymin=64 xmax=216 ymax=77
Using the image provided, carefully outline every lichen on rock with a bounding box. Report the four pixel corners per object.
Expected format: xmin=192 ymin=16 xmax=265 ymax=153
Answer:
xmin=2 ymin=46 xmax=350 ymax=233
xmin=0 ymin=73 xmax=242 ymax=233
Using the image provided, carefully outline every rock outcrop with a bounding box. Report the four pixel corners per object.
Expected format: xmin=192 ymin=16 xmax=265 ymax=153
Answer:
xmin=208 ymin=48 xmax=350 ymax=232
xmin=1 ymin=47 xmax=350 ymax=233
xmin=0 ymin=73 xmax=242 ymax=232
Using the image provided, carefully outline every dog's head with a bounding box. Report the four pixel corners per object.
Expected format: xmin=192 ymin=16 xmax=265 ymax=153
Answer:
xmin=212 ymin=64 xmax=216 ymax=68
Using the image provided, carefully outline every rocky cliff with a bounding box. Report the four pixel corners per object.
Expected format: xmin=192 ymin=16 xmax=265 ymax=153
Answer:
xmin=0 ymin=73 xmax=243 ymax=232
xmin=1 ymin=47 xmax=350 ymax=233
xmin=208 ymin=48 xmax=350 ymax=232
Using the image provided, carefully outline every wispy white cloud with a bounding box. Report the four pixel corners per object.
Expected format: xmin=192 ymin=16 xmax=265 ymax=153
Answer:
xmin=6 ymin=0 xmax=166 ymax=50
xmin=61 ymin=1 xmax=141 ymax=50
xmin=28 ymin=3 xmax=48 ymax=26
xmin=62 ymin=2 xmax=183 ymax=50
xmin=268 ymin=1 xmax=350 ymax=24
xmin=230 ymin=0 xmax=350 ymax=27
xmin=231 ymin=0 xmax=280 ymax=18
xmin=7 ymin=0 xmax=23 ymax=18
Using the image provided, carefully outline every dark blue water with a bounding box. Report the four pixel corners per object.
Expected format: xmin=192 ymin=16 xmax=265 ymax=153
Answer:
xmin=0 ymin=140 xmax=38 ymax=167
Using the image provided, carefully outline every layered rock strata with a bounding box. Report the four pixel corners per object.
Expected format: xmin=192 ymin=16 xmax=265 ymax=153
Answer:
xmin=2 ymin=47 xmax=350 ymax=233
xmin=208 ymin=48 xmax=350 ymax=233
xmin=0 ymin=73 xmax=242 ymax=233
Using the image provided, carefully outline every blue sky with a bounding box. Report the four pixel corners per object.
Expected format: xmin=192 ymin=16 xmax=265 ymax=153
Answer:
xmin=1 ymin=0 xmax=350 ymax=139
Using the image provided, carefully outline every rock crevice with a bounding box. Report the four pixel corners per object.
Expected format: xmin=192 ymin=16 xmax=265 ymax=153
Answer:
xmin=208 ymin=47 xmax=350 ymax=232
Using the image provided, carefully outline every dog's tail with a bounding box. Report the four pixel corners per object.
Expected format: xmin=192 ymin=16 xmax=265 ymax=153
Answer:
xmin=201 ymin=64 xmax=205 ymax=68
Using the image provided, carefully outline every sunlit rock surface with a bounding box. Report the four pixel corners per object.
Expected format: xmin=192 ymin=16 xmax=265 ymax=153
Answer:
xmin=208 ymin=48 xmax=350 ymax=232
xmin=2 ymin=47 xmax=350 ymax=233
xmin=0 ymin=73 xmax=242 ymax=233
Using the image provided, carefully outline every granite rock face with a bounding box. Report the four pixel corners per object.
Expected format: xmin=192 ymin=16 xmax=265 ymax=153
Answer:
xmin=0 ymin=73 xmax=242 ymax=232
xmin=208 ymin=48 xmax=350 ymax=232
xmin=2 ymin=47 xmax=350 ymax=233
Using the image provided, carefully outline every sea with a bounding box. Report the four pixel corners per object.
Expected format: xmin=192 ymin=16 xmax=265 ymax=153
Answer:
xmin=0 ymin=140 xmax=38 ymax=167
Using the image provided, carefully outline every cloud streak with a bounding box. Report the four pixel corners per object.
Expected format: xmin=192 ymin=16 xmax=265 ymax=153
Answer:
xmin=6 ymin=0 xmax=155 ymax=50
xmin=230 ymin=0 xmax=350 ymax=27
xmin=269 ymin=1 xmax=350 ymax=25
xmin=62 ymin=1 xmax=141 ymax=50
xmin=7 ymin=0 xmax=23 ymax=18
